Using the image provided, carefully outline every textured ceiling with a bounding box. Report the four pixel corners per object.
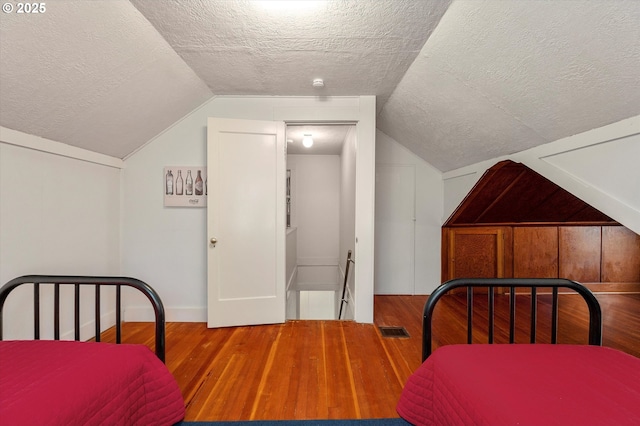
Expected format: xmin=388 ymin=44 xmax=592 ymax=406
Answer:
xmin=0 ymin=0 xmax=213 ymax=158
xmin=377 ymin=0 xmax=640 ymax=171
xmin=0 ymin=0 xmax=638 ymax=171
xmin=130 ymin=0 xmax=448 ymax=105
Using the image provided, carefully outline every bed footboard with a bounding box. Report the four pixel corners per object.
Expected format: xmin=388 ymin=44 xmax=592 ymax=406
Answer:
xmin=0 ymin=275 xmax=166 ymax=362
xmin=423 ymin=278 xmax=603 ymax=361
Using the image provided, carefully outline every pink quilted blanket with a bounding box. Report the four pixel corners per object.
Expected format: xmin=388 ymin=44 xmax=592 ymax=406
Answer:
xmin=0 ymin=340 xmax=185 ymax=425
xmin=397 ymin=344 xmax=640 ymax=426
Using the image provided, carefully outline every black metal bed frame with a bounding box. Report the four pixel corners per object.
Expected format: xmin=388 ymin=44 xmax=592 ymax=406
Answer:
xmin=422 ymin=278 xmax=603 ymax=361
xmin=0 ymin=275 xmax=167 ymax=363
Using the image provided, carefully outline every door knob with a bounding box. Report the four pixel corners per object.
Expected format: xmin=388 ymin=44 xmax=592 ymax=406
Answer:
xmin=210 ymin=237 xmax=217 ymax=246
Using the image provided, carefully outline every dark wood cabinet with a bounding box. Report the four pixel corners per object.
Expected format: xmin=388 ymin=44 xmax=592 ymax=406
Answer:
xmin=513 ymin=227 xmax=558 ymax=278
xmin=447 ymin=227 xmax=507 ymax=280
xmin=442 ymin=161 xmax=639 ymax=291
xmin=442 ymin=224 xmax=639 ymax=291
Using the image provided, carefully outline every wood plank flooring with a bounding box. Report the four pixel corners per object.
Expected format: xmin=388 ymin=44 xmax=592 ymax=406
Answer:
xmin=103 ymin=293 xmax=640 ymax=421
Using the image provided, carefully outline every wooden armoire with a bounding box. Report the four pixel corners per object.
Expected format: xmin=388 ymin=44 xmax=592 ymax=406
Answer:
xmin=442 ymin=160 xmax=640 ymax=292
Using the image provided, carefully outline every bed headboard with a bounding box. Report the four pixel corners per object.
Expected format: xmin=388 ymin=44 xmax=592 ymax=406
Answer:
xmin=423 ymin=278 xmax=603 ymax=361
xmin=0 ymin=275 xmax=167 ymax=362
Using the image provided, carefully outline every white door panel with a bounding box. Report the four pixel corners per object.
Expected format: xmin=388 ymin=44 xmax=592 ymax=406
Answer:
xmin=207 ymin=118 xmax=286 ymax=327
xmin=374 ymin=165 xmax=415 ymax=294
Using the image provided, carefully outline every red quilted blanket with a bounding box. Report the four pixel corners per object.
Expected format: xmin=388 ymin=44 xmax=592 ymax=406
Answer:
xmin=0 ymin=340 xmax=185 ymax=425
xmin=397 ymin=344 xmax=640 ymax=426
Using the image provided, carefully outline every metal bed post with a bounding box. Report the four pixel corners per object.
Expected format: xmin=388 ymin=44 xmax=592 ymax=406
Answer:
xmin=0 ymin=275 xmax=167 ymax=363
xmin=422 ymin=278 xmax=602 ymax=361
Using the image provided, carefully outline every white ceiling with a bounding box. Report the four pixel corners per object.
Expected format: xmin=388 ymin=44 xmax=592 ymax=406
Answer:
xmin=1 ymin=0 xmax=638 ymax=171
xmin=286 ymin=125 xmax=353 ymax=155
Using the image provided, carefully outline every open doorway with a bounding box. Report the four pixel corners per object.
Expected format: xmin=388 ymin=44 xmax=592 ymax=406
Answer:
xmin=285 ymin=124 xmax=357 ymax=320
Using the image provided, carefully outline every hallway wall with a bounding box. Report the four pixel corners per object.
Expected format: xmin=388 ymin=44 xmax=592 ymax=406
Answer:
xmin=0 ymin=132 xmax=121 ymax=339
xmin=287 ymin=154 xmax=341 ymax=289
xmin=339 ymin=126 xmax=357 ymax=319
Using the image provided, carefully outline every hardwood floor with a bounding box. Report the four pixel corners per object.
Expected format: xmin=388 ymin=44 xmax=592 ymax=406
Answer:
xmin=104 ymin=293 xmax=640 ymax=421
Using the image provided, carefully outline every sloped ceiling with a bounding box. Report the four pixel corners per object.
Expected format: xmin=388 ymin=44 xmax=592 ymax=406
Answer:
xmin=1 ymin=0 xmax=639 ymax=171
xmin=445 ymin=160 xmax=615 ymax=226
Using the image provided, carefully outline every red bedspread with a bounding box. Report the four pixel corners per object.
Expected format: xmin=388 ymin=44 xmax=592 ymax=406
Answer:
xmin=397 ymin=344 xmax=640 ymax=426
xmin=0 ymin=340 xmax=185 ymax=425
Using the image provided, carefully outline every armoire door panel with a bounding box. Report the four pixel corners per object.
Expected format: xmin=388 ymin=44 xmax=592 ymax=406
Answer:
xmin=559 ymin=226 xmax=601 ymax=282
xmin=602 ymin=226 xmax=640 ymax=282
xmin=449 ymin=228 xmax=505 ymax=279
xmin=513 ymin=227 xmax=558 ymax=278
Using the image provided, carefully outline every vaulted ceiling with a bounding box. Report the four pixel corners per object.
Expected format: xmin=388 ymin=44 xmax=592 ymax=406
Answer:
xmin=445 ymin=160 xmax=615 ymax=226
xmin=1 ymin=1 xmax=639 ymax=172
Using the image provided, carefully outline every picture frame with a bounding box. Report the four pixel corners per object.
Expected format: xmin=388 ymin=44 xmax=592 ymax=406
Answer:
xmin=164 ymin=166 xmax=207 ymax=207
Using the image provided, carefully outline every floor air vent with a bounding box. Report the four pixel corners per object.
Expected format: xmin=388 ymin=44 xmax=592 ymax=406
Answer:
xmin=379 ymin=326 xmax=410 ymax=338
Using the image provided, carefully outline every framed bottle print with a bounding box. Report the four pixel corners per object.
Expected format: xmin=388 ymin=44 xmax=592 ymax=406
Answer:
xmin=164 ymin=166 xmax=207 ymax=207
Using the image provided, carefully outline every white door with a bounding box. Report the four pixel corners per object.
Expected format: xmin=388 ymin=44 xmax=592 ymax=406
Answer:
xmin=207 ymin=118 xmax=286 ymax=327
xmin=374 ymin=165 xmax=415 ymax=294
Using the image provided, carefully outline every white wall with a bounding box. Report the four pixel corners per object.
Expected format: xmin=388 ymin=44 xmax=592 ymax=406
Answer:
xmin=285 ymin=227 xmax=298 ymax=319
xmin=286 ymin=227 xmax=298 ymax=292
xmin=122 ymin=96 xmax=376 ymax=323
xmin=339 ymin=126 xmax=357 ymax=319
xmin=0 ymin=128 xmax=122 ymax=339
xmin=375 ymin=130 xmax=444 ymax=294
xmin=298 ymin=290 xmax=336 ymax=320
xmin=288 ymin=154 xmax=340 ymax=270
xmin=443 ymin=116 xmax=640 ymax=235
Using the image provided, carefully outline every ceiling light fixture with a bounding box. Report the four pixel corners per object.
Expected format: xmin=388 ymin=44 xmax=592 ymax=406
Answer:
xmin=302 ymin=134 xmax=314 ymax=148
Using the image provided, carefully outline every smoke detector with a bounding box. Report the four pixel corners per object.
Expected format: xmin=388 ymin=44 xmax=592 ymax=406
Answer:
xmin=312 ymin=78 xmax=324 ymax=88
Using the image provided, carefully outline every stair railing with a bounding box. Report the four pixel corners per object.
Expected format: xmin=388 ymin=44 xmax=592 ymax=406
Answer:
xmin=338 ymin=250 xmax=355 ymax=319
